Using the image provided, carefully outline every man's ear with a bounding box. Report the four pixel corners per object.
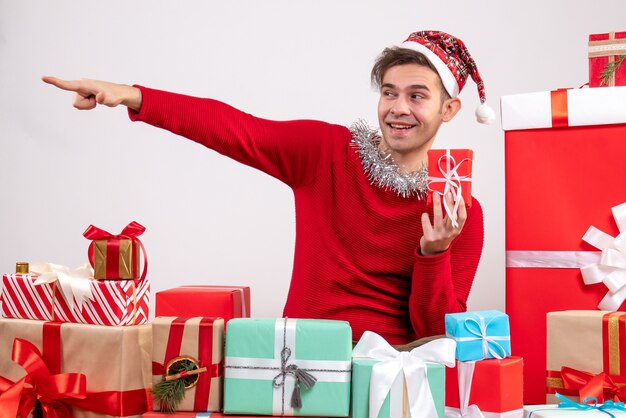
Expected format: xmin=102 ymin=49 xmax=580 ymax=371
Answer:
xmin=441 ymin=97 xmax=462 ymax=122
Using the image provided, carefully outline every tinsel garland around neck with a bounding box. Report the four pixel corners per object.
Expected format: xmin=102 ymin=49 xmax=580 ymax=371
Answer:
xmin=350 ymin=120 xmax=428 ymax=199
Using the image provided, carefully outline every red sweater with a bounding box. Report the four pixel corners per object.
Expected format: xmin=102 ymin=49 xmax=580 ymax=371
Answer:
xmin=129 ymin=86 xmax=484 ymax=345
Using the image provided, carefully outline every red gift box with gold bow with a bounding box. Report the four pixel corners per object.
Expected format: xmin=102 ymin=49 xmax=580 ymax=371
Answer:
xmin=546 ymin=311 xmax=626 ymax=404
xmin=84 ymin=221 xmax=148 ymax=280
xmin=501 ymin=87 xmax=626 ymax=404
xmin=589 ymin=31 xmax=626 ymax=87
xmin=152 ymin=317 xmax=224 ymax=412
xmin=0 ymin=318 xmax=152 ymax=417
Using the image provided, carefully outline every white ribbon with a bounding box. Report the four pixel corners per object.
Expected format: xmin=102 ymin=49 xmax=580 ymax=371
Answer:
xmin=428 ymin=150 xmax=472 ymax=228
xmin=352 ymin=331 xmax=456 ymax=418
xmin=450 ymin=313 xmax=510 ymax=360
xmin=444 ymin=361 xmax=485 ymax=418
xmin=580 ymin=202 xmax=626 ymax=311
xmin=505 ymin=250 xmax=601 ymax=268
xmin=225 ymin=318 xmax=351 ymax=416
xmin=30 ymin=262 xmax=95 ymax=311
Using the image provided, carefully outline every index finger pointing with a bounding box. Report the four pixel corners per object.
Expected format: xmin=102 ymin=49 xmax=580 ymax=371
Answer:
xmin=41 ymin=76 xmax=82 ymax=92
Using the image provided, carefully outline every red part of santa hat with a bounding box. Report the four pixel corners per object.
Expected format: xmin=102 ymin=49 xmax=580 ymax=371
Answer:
xmin=402 ymin=30 xmax=495 ymax=124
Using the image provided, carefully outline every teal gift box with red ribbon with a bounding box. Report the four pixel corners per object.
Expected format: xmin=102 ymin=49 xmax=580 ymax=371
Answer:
xmin=83 ymin=221 xmax=148 ymax=280
xmin=0 ymin=318 xmax=152 ymax=417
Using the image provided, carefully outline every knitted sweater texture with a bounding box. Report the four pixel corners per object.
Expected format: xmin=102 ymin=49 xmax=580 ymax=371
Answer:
xmin=129 ymin=86 xmax=484 ymax=345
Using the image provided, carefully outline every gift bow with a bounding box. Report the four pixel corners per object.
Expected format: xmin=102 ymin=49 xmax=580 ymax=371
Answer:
xmin=580 ymin=202 xmax=626 ymax=311
xmin=0 ymin=338 xmax=87 ymax=418
xmin=428 ymin=150 xmax=472 ymax=228
xmin=555 ymin=393 xmax=626 ymax=418
xmin=30 ymin=262 xmax=95 ymax=311
xmin=444 ymin=361 xmax=485 ymax=418
xmin=83 ymin=221 xmax=148 ymax=280
xmin=352 ymin=331 xmax=456 ymax=418
xmin=452 ymin=314 xmax=510 ymax=360
xmin=561 ymin=366 xmax=626 ymax=404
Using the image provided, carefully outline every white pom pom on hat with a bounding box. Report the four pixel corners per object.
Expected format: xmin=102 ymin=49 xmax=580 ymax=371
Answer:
xmin=401 ymin=30 xmax=495 ymax=125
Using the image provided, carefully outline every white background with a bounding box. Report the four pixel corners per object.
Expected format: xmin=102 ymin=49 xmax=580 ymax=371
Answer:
xmin=1 ymin=1 xmax=624 ymax=318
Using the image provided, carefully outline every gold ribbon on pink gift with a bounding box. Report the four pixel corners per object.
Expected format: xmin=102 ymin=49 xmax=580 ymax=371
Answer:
xmin=352 ymin=331 xmax=456 ymax=418
xmin=30 ymin=262 xmax=95 ymax=312
xmin=580 ymin=202 xmax=626 ymax=311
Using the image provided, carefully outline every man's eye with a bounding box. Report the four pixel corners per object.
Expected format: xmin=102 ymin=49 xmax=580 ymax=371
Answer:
xmin=411 ymin=94 xmax=422 ymax=100
xmin=383 ymin=90 xmax=395 ymax=97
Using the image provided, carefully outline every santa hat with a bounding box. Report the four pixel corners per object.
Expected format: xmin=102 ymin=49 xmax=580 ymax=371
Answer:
xmin=401 ymin=30 xmax=495 ymax=124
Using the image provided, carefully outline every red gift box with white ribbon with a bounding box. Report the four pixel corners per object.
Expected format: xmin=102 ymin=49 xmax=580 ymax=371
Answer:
xmin=501 ymin=86 xmax=626 ymax=404
xmin=1 ymin=266 xmax=149 ymax=326
xmin=445 ymin=357 xmax=524 ymax=418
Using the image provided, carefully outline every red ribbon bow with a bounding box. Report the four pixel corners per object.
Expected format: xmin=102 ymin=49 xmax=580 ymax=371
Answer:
xmin=561 ymin=366 xmax=626 ymax=403
xmin=83 ymin=221 xmax=148 ymax=280
xmin=0 ymin=338 xmax=87 ymax=418
xmin=0 ymin=337 xmax=151 ymax=417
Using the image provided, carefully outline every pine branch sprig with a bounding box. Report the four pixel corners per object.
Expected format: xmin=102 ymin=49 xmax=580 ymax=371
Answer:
xmin=151 ymin=359 xmax=198 ymax=412
xmin=601 ymin=55 xmax=626 ymax=86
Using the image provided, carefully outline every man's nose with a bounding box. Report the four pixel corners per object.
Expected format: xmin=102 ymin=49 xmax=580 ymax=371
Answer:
xmin=391 ymin=96 xmax=410 ymax=115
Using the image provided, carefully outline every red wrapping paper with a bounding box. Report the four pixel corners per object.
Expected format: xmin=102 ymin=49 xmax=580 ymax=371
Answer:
xmin=445 ymin=357 xmax=523 ymax=414
xmin=504 ymin=92 xmax=626 ymax=403
xmin=427 ymin=149 xmax=473 ymax=208
xmin=1 ymin=273 xmax=149 ymax=325
xmin=155 ymin=286 xmax=250 ymax=326
xmin=142 ymin=414 xmax=285 ymax=417
xmin=589 ymin=31 xmax=626 ymax=87
xmin=152 ymin=317 xmax=224 ymax=412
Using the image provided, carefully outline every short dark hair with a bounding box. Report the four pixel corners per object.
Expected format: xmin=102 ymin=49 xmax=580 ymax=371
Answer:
xmin=371 ymin=47 xmax=451 ymax=103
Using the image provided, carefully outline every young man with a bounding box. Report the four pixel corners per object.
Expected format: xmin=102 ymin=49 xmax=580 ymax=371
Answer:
xmin=43 ymin=31 xmax=491 ymax=345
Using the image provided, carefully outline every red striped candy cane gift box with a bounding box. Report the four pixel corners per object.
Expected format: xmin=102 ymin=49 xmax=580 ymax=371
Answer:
xmin=1 ymin=273 xmax=150 ymax=326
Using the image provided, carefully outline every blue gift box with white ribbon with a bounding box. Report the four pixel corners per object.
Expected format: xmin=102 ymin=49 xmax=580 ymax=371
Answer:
xmin=444 ymin=310 xmax=511 ymax=361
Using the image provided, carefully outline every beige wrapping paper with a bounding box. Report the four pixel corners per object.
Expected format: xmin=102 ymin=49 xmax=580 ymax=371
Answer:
xmin=546 ymin=310 xmax=625 ymax=404
xmin=152 ymin=317 xmax=224 ymax=412
xmin=0 ymin=318 xmax=152 ymax=417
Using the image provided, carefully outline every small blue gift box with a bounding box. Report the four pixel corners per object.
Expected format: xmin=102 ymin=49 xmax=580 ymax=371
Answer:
xmin=444 ymin=310 xmax=511 ymax=361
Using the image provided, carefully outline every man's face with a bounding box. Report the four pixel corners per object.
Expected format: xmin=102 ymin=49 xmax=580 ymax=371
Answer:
xmin=377 ymin=63 xmax=456 ymax=165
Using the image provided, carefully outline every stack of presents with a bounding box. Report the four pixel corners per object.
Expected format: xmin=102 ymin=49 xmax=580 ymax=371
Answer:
xmin=1 ymin=31 xmax=626 ymax=417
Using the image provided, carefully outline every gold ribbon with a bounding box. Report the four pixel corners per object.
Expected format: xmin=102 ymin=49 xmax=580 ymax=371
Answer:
xmin=589 ymin=32 xmax=626 ymax=87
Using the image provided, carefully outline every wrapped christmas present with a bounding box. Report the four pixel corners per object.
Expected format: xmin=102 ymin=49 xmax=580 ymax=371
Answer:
xmin=351 ymin=331 xmax=455 ymax=418
xmin=445 ymin=357 xmax=523 ymax=418
xmin=152 ymin=317 xmax=224 ymax=412
xmin=589 ymin=31 xmax=626 ymax=87
xmin=83 ymin=221 xmax=147 ymax=280
xmin=0 ymin=318 xmax=152 ymax=417
xmin=223 ymin=318 xmax=352 ymax=416
xmin=2 ymin=261 xmax=149 ymax=326
xmin=156 ymin=285 xmax=250 ymax=326
xmin=546 ymin=310 xmax=626 ymax=404
xmin=445 ymin=310 xmax=511 ymax=361
xmin=501 ymin=86 xmax=626 ymax=403
xmin=427 ymin=149 xmax=473 ymax=228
